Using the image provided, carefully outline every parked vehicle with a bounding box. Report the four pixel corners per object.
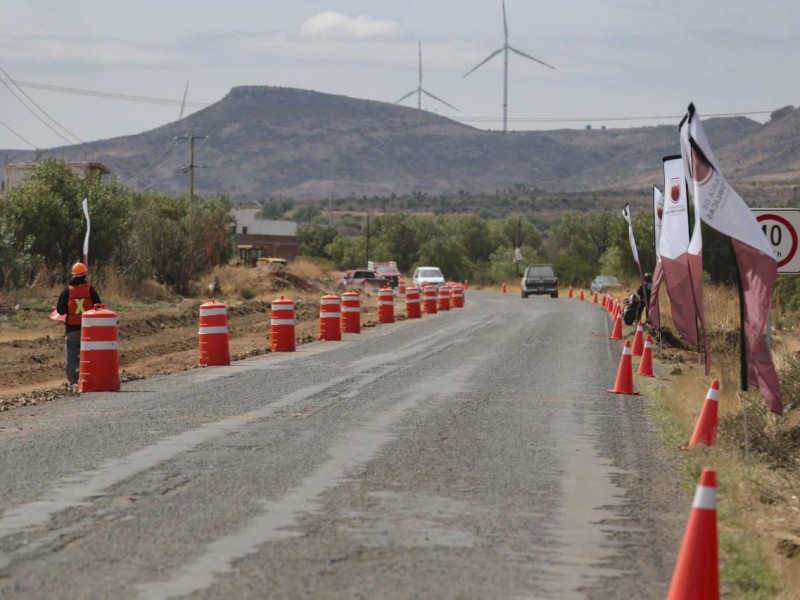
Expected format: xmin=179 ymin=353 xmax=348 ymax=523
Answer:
xmin=590 ymin=275 xmax=623 ymax=294
xmin=368 ymin=261 xmax=402 ymax=288
xmin=340 ymin=270 xmax=386 ymax=289
xmin=520 ymin=264 xmax=559 ymax=298
xmin=412 ymin=266 xmax=445 ymax=288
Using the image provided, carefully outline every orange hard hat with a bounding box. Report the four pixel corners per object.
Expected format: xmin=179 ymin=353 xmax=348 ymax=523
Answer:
xmin=71 ymin=262 xmax=88 ymax=276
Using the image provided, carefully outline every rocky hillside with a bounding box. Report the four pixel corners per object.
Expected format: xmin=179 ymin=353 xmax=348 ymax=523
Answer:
xmin=1 ymin=86 xmax=798 ymax=201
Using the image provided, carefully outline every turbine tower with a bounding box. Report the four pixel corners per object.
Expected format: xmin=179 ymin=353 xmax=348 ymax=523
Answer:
xmin=464 ymin=0 xmax=554 ymax=133
xmin=395 ymin=42 xmax=459 ymax=112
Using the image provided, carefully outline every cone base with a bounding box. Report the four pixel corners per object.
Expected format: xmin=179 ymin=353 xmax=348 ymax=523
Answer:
xmin=607 ymin=389 xmax=640 ymax=395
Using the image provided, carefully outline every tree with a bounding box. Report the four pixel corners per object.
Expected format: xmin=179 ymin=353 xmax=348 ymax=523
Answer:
xmin=298 ymin=223 xmax=339 ymax=259
xmin=0 ymin=160 xmax=132 ymax=282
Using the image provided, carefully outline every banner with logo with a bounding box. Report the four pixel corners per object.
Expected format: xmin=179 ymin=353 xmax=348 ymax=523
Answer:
xmin=680 ymin=104 xmax=782 ymax=414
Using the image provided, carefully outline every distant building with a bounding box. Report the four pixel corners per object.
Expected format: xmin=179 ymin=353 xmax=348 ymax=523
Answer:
xmin=232 ymin=208 xmax=300 ymax=261
xmin=2 ymin=161 xmax=111 ymax=195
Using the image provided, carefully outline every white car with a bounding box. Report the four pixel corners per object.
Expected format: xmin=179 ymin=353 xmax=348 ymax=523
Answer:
xmin=412 ymin=266 xmax=445 ymax=288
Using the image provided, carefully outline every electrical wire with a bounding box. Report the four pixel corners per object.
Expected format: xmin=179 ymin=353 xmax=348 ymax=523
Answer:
xmin=0 ymin=76 xmax=776 ymax=126
xmin=0 ymin=117 xmax=37 ymax=149
xmin=0 ymin=77 xmax=209 ymax=108
xmin=126 ymin=139 xmax=180 ymax=185
xmin=0 ymin=77 xmax=76 ymax=147
xmin=0 ymin=66 xmax=88 ymax=148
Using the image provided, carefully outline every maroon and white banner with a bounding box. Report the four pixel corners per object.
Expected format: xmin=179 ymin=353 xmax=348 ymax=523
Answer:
xmin=648 ymin=186 xmax=664 ymax=328
xmin=680 ymin=104 xmax=782 ymax=414
xmin=659 ymin=155 xmax=699 ymax=346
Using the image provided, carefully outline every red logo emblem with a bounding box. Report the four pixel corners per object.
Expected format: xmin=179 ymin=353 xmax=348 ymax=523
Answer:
xmin=670 ymin=178 xmax=681 ymax=202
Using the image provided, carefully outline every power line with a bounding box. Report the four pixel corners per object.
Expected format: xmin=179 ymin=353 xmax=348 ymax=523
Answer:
xmin=456 ymin=110 xmax=775 ymax=124
xmin=0 ymin=66 xmax=88 ymax=148
xmin=0 ymin=75 xmax=76 ymax=147
xmin=0 ymin=77 xmax=209 ymax=108
xmin=0 ymin=117 xmax=37 ymax=149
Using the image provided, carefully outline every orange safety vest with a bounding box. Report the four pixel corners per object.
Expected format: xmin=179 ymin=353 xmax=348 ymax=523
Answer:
xmin=67 ymin=283 xmax=94 ymax=326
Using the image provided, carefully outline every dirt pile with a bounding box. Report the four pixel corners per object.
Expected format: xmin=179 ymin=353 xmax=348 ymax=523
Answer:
xmin=0 ymin=269 xmax=380 ymax=412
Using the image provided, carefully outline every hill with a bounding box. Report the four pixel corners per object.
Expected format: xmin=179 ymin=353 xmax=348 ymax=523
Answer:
xmin=1 ymin=87 xmax=798 ymax=202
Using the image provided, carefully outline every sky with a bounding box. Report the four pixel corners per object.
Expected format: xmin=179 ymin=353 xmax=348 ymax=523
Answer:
xmin=1 ymin=0 xmax=799 ymax=150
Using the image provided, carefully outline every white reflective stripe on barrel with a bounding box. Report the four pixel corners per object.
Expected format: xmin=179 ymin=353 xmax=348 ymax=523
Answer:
xmin=199 ymin=307 xmax=227 ymax=316
xmin=379 ymin=301 xmax=394 ymax=306
xmin=341 ymin=306 xmax=360 ymax=312
xmin=82 ymin=318 xmax=117 ymax=327
xmin=271 ymin=319 xmax=296 ymax=326
xmin=320 ymin=299 xmax=340 ymax=305
xmin=198 ymin=326 xmax=229 ymax=335
xmin=80 ymin=341 xmax=118 ymax=350
xmin=319 ymin=311 xmax=340 ymax=318
xmin=273 ymin=303 xmax=294 ymax=309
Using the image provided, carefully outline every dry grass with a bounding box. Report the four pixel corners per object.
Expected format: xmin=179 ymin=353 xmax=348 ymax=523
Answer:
xmin=650 ymin=282 xmax=800 ymax=597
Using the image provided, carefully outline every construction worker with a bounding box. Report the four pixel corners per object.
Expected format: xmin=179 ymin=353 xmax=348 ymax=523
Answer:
xmin=56 ymin=262 xmax=101 ymax=388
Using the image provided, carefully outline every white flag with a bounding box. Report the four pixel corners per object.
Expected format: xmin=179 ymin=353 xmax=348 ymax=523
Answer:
xmin=82 ymin=197 xmax=90 ymax=266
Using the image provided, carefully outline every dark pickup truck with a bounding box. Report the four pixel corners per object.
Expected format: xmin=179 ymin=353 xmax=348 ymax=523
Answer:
xmin=520 ymin=264 xmax=559 ymax=298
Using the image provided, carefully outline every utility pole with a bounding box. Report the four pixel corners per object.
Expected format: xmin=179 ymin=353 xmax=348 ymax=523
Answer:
xmin=176 ymin=134 xmax=208 ymax=199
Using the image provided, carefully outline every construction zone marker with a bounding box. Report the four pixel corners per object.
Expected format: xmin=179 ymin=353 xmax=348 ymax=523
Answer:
xmin=636 ymin=334 xmax=654 ymax=377
xmin=688 ymin=380 xmax=720 ymax=448
xmin=666 ymin=468 xmax=719 ymax=600
xmin=608 ymin=340 xmax=639 ymax=395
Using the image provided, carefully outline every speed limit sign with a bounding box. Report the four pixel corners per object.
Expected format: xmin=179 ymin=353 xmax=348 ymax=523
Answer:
xmin=752 ymin=209 xmax=800 ymax=274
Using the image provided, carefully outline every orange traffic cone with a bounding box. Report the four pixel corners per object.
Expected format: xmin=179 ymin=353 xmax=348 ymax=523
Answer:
xmin=502 ymin=282 xmax=507 ymax=294
xmin=666 ymin=468 xmax=719 ymax=600
xmin=608 ymin=313 xmax=623 ymax=340
xmin=568 ymin=286 xmax=573 ymax=298
xmin=631 ymin=321 xmax=645 ymax=356
xmin=611 ymin=300 xmax=621 ymax=321
xmin=579 ymin=289 xmax=585 ymax=301
xmin=608 ymin=341 xmax=639 ymax=395
xmin=688 ymin=380 xmax=720 ymax=448
xmin=592 ymin=291 xmax=598 ymax=304
xmin=637 ymin=334 xmax=655 ymax=377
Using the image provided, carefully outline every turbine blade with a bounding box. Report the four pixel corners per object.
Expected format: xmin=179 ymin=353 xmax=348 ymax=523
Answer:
xmin=421 ymin=89 xmax=460 ymax=112
xmin=463 ymin=47 xmax=504 ymax=77
xmin=508 ymin=46 xmax=555 ymax=69
xmin=502 ymin=0 xmax=508 ymax=41
xmin=395 ymin=90 xmax=417 ymax=104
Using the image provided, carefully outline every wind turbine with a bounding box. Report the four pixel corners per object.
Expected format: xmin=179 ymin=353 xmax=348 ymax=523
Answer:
xmin=395 ymin=41 xmax=459 ymax=112
xmin=464 ymin=0 xmax=554 ymax=133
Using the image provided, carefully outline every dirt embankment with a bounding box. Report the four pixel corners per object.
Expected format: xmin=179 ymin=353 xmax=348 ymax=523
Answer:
xmin=0 ymin=281 xmax=382 ymax=412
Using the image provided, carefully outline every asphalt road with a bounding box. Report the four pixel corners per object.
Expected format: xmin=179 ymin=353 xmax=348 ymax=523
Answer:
xmin=0 ymin=290 xmax=686 ymax=599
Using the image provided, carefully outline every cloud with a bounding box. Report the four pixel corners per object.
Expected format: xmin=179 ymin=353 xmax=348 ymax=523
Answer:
xmin=298 ymin=12 xmax=403 ymax=39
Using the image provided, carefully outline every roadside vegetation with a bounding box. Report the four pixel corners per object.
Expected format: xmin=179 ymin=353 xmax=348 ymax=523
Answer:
xmin=644 ymin=286 xmax=800 ymax=599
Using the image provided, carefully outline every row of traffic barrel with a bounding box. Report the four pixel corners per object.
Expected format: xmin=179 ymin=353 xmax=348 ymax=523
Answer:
xmin=73 ymin=283 xmax=467 ymax=393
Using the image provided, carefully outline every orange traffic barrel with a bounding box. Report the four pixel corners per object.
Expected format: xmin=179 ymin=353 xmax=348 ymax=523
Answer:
xmin=437 ymin=284 xmax=451 ymax=311
xmin=405 ymin=286 xmax=421 ymax=319
xmin=319 ymin=293 xmax=341 ymax=341
xmin=78 ymin=305 xmax=120 ymax=392
xmin=451 ymin=283 xmax=465 ymax=308
xmin=423 ymin=285 xmax=438 ymax=314
xmin=198 ymin=299 xmax=230 ymax=366
xmin=341 ymin=291 xmax=361 ymax=333
xmin=377 ymin=286 xmax=395 ymax=324
xmin=270 ymin=296 xmax=295 ymax=352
